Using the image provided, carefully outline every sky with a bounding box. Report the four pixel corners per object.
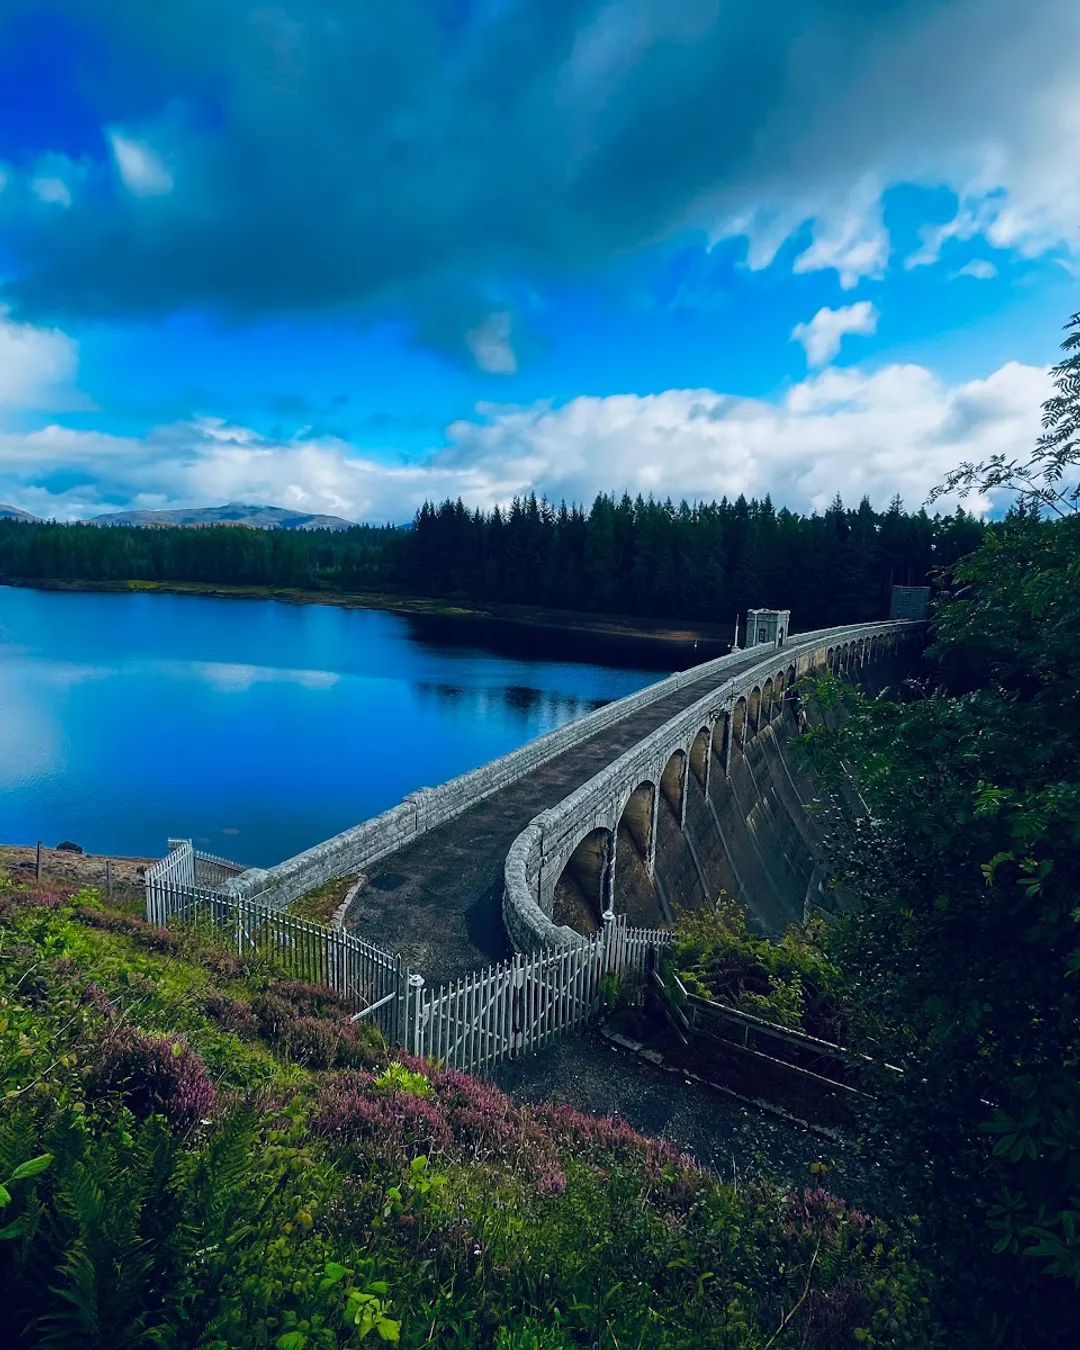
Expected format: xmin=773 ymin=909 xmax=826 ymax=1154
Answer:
xmin=0 ymin=0 xmax=1077 ymax=524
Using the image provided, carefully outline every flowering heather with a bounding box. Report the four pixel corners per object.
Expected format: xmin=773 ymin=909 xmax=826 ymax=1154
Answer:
xmin=250 ymin=988 xmax=385 ymax=1069
xmin=785 ymin=1186 xmax=872 ymax=1235
xmin=532 ymin=1102 xmax=686 ymax=1174
xmin=75 ymin=905 xmax=182 ymax=954
xmin=315 ymin=1071 xmax=452 ymax=1157
xmin=274 ymin=980 xmax=353 ymax=1017
xmin=89 ymin=1028 xmax=215 ymax=1132
xmin=81 ymin=981 xmax=118 ymax=1019
xmin=536 ymin=1164 xmax=567 ymax=1197
xmin=202 ymin=990 xmax=259 ymax=1037
xmin=432 ymin=1068 xmax=529 ymax=1156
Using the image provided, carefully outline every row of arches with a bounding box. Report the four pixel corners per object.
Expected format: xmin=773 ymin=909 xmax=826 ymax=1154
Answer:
xmin=825 ymin=632 xmax=891 ymax=675
xmin=552 ymin=628 xmax=905 ymax=931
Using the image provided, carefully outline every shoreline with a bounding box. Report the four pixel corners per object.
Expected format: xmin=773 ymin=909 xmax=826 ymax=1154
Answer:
xmin=0 ymin=575 xmax=736 ymax=651
xmin=0 ymin=844 xmax=154 ymax=897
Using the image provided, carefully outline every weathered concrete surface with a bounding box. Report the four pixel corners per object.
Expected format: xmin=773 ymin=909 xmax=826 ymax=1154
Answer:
xmin=348 ymin=625 xmax=917 ymax=980
xmin=504 ymin=623 xmax=919 ymax=955
xmin=344 ymin=646 xmax=774 ymax=983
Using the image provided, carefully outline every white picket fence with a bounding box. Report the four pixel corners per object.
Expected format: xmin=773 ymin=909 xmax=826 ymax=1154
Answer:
xmin=145 ymin=841 xmax=671 ymax=1075
xmin=408 ymin=920 xmax=667 ymax=1073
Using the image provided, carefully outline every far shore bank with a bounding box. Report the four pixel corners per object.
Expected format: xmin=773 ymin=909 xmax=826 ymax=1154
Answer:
xmin=0 ymin=575 xmax=736 ymax=651
xmin=0 ymin=843 xmax=155 ymax=896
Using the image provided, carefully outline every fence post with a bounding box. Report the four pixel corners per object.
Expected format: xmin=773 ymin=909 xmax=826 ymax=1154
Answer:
xmin=511 ymin=957 xmax=526 ymax=1059
xmin=36 ymin=840 xmax=42 ymax=882
xmin=602 ymin=908 xmax=616 ymax=979
xmin=392 ymin=956 xmax=405 ymax=1046
xmin=105 ymin=859 xmax=113 ymax=901
xmin=407 ymin=973 xmax=426 ymax=1057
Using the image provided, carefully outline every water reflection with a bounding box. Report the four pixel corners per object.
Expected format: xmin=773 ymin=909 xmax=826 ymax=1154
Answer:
xmin=413 ymin=680 xmax=609 ymax=728
xmin=1 ymin=586 xmax=669 ymax=864
xmin=402 ymin=612 xmax=721 ymax=672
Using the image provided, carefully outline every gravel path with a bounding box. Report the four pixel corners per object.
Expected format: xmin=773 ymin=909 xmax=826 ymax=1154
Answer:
xmin=491 ymin=1028 xmax=900 ymax=1216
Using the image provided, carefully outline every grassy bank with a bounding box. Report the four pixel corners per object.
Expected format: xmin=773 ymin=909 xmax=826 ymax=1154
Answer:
xmin=0 ymin=575 xmax=734 ymax=651
xmin=0 ymin=868 xmax=935 ymax=1348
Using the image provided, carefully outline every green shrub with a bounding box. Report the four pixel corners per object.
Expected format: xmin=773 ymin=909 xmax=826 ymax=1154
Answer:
xmin=672 ymin=895 xmax=848 ymax=1039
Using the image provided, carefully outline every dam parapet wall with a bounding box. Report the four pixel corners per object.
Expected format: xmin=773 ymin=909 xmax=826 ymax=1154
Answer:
xmin=224 ymin=621 xmax=880 ymax=914
xmin=502 ymin=621 xmax=921 ymax=952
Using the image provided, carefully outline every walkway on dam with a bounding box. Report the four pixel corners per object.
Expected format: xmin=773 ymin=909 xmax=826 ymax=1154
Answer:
xmin=344 ymin=647 xmax=772 ymax=984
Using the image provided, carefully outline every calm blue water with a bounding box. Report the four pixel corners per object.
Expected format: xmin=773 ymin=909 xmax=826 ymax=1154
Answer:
xmin=0 ymin=587 xmax=683 ymax=867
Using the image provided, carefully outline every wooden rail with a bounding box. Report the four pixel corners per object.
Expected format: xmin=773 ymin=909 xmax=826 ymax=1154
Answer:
xmin=648 ymin=965 xmax=896 ymax=1127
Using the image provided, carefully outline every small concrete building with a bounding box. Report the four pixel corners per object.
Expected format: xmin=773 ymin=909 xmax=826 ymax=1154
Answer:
xmin=889 ymin=586 xmax=931 ymax=621
xmin=744 ymin=608 xmax=791 ymax=649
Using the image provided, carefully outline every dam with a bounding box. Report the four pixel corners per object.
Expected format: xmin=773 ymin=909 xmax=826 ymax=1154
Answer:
xmin=218 ymin=616 xmax=921 ymax=983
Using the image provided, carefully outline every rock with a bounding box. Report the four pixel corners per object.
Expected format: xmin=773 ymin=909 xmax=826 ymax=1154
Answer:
xmin=56 ymin=840 xmax=83 ymax=854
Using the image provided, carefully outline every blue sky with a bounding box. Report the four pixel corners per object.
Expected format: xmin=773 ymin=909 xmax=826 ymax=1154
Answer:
xmin=0 ymin=0 xmax=1077 ymax=523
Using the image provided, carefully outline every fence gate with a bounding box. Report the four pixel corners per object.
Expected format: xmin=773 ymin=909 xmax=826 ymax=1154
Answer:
xmin=147 ymin=843 xmax=671 ymax=1076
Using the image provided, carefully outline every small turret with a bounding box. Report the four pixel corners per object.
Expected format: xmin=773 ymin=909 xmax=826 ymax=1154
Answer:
xmin=744 ymin=609 xmax=790 ymax=650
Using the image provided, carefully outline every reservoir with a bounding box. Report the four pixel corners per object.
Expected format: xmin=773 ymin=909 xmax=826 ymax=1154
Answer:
xmin=0 ymin=586 xmax=691 ymax=867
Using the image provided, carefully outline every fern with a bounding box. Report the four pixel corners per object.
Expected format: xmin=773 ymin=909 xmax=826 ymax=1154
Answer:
xmin=33 ymin=1123 xmax=165 ymax=1349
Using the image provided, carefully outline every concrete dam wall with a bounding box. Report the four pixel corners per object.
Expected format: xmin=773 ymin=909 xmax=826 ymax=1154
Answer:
xmin=211 ymin=618 xmax=919 ymax=980
xmin=612 ymin=651 xmax=902 ymax=936
xmin=505 ymin=622 xmax=920 ymax=958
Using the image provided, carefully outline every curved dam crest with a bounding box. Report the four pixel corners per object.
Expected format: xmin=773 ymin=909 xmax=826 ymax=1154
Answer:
xmin=223 ymin=620 xmax=921 ymax=981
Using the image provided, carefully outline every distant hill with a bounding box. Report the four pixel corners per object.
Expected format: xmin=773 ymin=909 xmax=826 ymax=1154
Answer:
xmin=0 ymin=504 xmax=41 ymax=522
xmin=89 ymin=503 xmax=358 ymax=531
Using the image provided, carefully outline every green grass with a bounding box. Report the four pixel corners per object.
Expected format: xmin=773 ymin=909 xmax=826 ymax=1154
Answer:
xmin=0 ymin=871 xmax=936 ymax=1349
xmin=291 ymin=875 xmax=359 ymax=925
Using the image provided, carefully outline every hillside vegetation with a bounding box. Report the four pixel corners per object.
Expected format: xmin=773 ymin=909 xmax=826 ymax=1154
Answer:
xmin=795 ymin=312 xmax=1080 ymax=1346
xmin=0 ymin=878 xmax=932 ymax=1349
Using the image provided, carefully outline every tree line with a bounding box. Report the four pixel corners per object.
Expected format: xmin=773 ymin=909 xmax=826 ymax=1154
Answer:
xmin=0 ymin=491 xmax=985 ymax=630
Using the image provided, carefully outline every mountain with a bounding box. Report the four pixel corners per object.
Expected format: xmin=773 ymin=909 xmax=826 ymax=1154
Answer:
xmin=0 ymin=504 xmax=41 ymax=522
xmin=89 ymin=503 xmax=358 ymax=531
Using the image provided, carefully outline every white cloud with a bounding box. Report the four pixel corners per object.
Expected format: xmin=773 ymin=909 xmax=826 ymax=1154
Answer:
xmin=791 ymin=302 xmax=878 ymax=368
xmin=31 ymin=177 xmax=71 ymax=208
xmin=954 ymin=259 xmax=998 ymax=280
xmin=108 ymin=132 xmax=174 ymax=197
xmin=0 ymin=358 xmax=1049 ymax=524
xmin=0 ymin=312 xmax=79 ymax=407
xmin=790 ymin=181 xmax=889 ymax=289
xmin=712 ymin=1 xmax=1080 ymax=281
xmin=465 ymin=312 xmax=517 ymax=374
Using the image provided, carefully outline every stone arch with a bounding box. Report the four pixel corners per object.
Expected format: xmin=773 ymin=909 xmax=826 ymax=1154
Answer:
xmin=712 ymin=712 xmax=730 ymax=772
xmin=554 ymin=825 xmax=613 ymax=932
xmin=762 ymin=677 xmax=775 ymax=725
xmin=747 ymin=685 xmax=762 ymax=735
xmin=826 ymin=646 xmax=835 ymax=673
xmin=841 ymin=643 xmax=850 ymax=674
xmin=618 ymin=781 xmax=656 ymax=872
xmin=661 ymin=748 xmax=688 ymax=824
xmin=731 ymin=696 xmax=747 ymax=749
xmin=786 ymin=662 xmax=797 ymax=691
xmin=775 ymin=669 xmax=788 ymax=718
xmin=689 ymin=725 xmax=711 ymax=791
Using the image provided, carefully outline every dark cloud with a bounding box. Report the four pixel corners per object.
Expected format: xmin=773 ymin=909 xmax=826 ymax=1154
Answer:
xmin=0 ymin=0 xmax=1072 ymax=361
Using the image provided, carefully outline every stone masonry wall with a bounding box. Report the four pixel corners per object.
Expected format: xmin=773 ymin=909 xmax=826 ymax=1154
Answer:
xmin=225 ymin=631 xmax=846 ymax=913
xmin=502 ymin=620 xmax=921 ymax=951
